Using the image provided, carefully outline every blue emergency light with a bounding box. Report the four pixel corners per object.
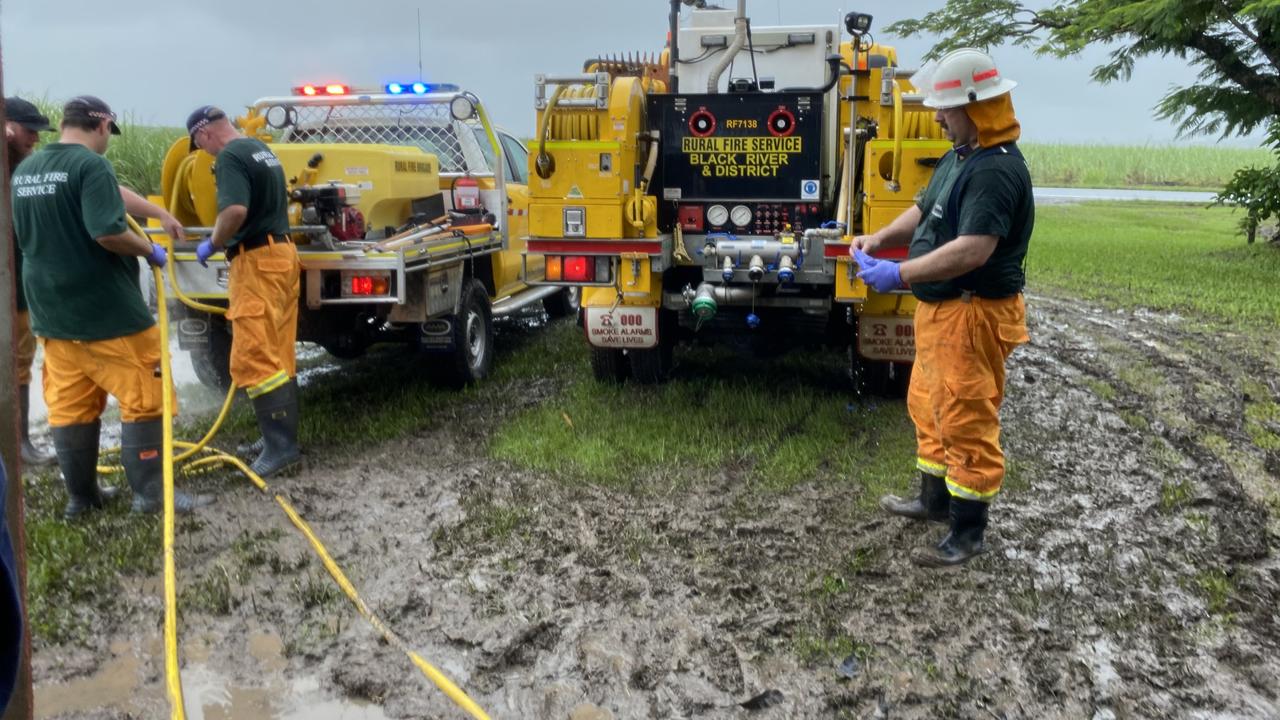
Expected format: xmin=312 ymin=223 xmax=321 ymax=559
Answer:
xmin=385 ymin=82 xmax=460 ymax=95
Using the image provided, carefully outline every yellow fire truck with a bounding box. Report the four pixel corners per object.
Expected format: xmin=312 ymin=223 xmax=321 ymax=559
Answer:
xmin=522 ymin=2 xmax=949 ymax=395
xmin=156 ymin=83 xmax=577 ymax=389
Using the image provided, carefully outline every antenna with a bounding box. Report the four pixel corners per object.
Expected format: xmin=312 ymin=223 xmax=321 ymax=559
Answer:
xmin=417 ymin=8 xmax=423 ymax=80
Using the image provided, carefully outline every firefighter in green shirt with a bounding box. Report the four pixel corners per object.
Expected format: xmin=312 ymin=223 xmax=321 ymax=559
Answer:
xmin=11 ymin=96 xmax=210 ymax=518
xmin=852 ymin=49 xmax=1034 ymax=567
xmin=5 ymin=96 xmax=56 ymax=467
xmin=187 ymin=106 xmax=301 ymax=478
xmin=6 ymin=96 xmax=187 ymax=471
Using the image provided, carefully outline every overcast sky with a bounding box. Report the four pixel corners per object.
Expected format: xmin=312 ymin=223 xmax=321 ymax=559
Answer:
xmin=0 ymin=0 xmax=1265 ymax=147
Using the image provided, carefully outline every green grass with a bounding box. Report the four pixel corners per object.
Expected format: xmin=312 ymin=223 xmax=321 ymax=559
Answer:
xmin=24 ymin=468 xmax=159 ymax=646
xmin=490 ymin=347 xmax=917 ymax=498
xmin=1029 ymin=202 xmax=1280 ymax=326
xmin=26 ymin=98 xmax=181 ymax=197
xmin=1020 ymin=143 xmax=1273 ymax=191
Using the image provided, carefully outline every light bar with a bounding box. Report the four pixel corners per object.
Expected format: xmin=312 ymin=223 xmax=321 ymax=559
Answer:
xmin=384 ymin=82 xmax=461 ymax=95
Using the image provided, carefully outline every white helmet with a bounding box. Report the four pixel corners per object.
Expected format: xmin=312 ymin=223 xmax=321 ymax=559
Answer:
xmin=916 ymin=48 xmax=1017 ymax=109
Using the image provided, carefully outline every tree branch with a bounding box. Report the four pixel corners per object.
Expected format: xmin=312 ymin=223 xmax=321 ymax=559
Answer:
xmin=1186 ymin=29 xmax=1280 ymax=108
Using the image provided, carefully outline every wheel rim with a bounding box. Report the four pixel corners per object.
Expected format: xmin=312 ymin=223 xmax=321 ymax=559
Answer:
xmin=465 ymin=309 xmax=486 ymax=370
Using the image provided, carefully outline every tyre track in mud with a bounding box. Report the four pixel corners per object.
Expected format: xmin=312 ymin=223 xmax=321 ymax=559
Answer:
xmin=34 ymin=295 xmax=1280 ymax=719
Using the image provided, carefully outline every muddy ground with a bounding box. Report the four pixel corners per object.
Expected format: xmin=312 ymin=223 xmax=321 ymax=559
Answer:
xmin=31 ymin=289 xmax=1280 ymax=719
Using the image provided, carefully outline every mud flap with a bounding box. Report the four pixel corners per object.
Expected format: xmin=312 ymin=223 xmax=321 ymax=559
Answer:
xmin=584 ymin=306 xmax=658 ymax=349
xmin=857 ymin=315 xmax=916 ymax=362
xmin=176 ymin=316 xmax=211 ymax=352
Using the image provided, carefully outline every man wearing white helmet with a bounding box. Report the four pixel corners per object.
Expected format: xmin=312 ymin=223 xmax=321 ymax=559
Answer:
xmin=851 ymin=48 xmax=1034 ymax=567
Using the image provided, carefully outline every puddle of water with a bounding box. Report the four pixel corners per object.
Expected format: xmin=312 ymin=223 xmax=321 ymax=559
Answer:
xmin=36 ymin=632 xmax=390 ymax=720
xmin=1034 ymin=186 xmax=1217 ymax=204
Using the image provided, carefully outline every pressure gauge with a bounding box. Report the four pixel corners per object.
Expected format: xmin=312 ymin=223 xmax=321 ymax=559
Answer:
xmin=730 ymin=204 xmax=753 ymax=227
xmin=706 ymin=204 xmax=729 ymax=227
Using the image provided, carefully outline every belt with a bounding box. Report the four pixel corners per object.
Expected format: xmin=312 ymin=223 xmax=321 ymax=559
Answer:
xmin=225 ymin=233 xmax=290 ymax=260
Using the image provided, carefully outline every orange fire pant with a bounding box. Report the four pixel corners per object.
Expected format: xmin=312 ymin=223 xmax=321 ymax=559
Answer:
xmin=40 ymin=325 xmax=176 ymax=427
xmin=15 ymin=310 xmax=36 ymax=386
xmin=226 ymin=238 xmax=300 ymax=398
xmin=907 ymin=294 xmax=1029 ymax=503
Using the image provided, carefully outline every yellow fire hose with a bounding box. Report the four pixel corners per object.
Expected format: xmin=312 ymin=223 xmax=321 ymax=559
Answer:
xmin=122 ymin=217 xmax=490 ymax=720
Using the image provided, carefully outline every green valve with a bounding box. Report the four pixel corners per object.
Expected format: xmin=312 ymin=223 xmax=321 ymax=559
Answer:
xmin=692 ymin=294 xmax=717 ymax=321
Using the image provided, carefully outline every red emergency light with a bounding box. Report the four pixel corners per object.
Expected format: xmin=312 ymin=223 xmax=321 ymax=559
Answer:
xmin=294 ymin=84 xmax=350 ymax=96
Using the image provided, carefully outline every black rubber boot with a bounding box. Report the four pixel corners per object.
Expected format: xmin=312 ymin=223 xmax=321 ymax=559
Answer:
xmin=51 ymin=422 xmax=116 ymax=520
xmin=19 ymin=385 xmax=56 ymax=467
xmin=913 ymin=497 xmax=989 ymax=567
xmin=237 ymin=437 xmax=265 ymax=459
xmin=879 ymin=471 xmax=949 ymax=522
xmin=121 ymin=419 xmax=213 ymax=514
xmin=250 ymin=379 xmax=300 ymax=478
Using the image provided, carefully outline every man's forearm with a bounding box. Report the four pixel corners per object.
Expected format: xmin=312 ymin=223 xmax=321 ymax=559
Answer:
xmin=120 ymin=186 xmax=164 ymax=219
xmin=899 ymin=234 xmax=998 ymax=285
xmin=97 ymin=230 xmax=153 ymax=257
xmin=210 ymin=206 xmax=248 ymax=248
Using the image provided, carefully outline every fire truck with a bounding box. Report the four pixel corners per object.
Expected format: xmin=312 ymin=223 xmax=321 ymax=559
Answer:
xmin=155 ymin=83 xmax=576 ymax=389
xmin=522 ymin=2 xmax=950 ymax=394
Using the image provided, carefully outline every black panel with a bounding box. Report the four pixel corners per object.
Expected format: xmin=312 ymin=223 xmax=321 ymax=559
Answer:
xmin=649 ymin=92 xmax=824 ymax=205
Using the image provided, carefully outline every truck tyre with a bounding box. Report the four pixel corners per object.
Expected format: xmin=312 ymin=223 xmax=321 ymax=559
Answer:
xmin=322 ymin=337 xmax=368 ymax=360
xmin=430 ymin=279 xmax=494 ymax=387
xmin=589 ymin=347 xmax=629 ymax=383
xmin=628 ymin=311 xmax=675 ymax=384
xmin=543 ymin=286 xmax=581 ymax=319
xmin=190 ymin=315 xmax=233 ymax=393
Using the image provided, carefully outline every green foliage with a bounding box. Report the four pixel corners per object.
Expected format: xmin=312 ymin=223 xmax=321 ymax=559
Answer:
xmin=1216 ymin=125 xmax=1280 ymax=241
xmin=887 ymin=1 xmax=1279 ymax=138
xmin=27 ymin=98 xmax=181 ymax=197
xmin=1020 ymin=143 xmax=1273 ymax=190
xmin=888 ymin=1 xmax=1280 ymax=239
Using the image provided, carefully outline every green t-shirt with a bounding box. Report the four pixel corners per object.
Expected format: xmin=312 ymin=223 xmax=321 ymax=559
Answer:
xmin=215 ymin=137 xmax=289 ymax=247
xmin=11 ymin=143 xmax=154 ymax=340
xmin=907 ymin=144 xmax=1034 ymax=302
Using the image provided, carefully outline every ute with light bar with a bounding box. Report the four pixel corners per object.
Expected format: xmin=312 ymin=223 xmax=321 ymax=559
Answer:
xmin=523 ymin=3 xmax=951 ymax=395
xmin=156 ymin=79 xmax=577 ymax=390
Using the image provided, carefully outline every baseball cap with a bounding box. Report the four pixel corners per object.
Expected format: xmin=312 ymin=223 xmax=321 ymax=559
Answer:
xmin=3 ymin=97 xmax=53 ymax=132
xmin=185 ymin=105 xmax=226 ymax=151
xmin=63 ymin=96 xmax=121 ymax=135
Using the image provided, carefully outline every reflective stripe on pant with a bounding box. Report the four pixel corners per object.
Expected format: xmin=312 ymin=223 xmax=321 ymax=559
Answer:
xmin=15 ymin=311 xmax=36 ymax=386
xmin=906 ymin=294 xmax=1028 ymax=502
xmin=40 ymin=325 xmax=176 ymax=427
xmin=226 ymin=239 xmax=300 ymax=397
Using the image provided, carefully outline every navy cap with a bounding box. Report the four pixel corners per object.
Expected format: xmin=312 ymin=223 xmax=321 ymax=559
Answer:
xmin=63 ymin=96 xmax=121 ymax=135
xmin=185 ymin=105 xmax=226 ymax=151
xmin=3 ymin=97 xmax=52 ymax=132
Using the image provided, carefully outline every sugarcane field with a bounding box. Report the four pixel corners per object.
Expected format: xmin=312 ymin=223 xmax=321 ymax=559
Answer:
xmin=2 ymin=1 xmax=1279 ymax=719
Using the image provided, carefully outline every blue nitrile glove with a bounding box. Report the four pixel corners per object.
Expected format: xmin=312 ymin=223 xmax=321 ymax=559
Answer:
xmin=854 ymin=249 xmax=903 ymax=293
xmin=145 ymin=243 xmax=167 ymax=268
xmin=195 ymin=237 xmax=216 ymax=267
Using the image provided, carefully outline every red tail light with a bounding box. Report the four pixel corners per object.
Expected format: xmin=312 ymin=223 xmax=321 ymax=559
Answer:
xmin=563 ymin=256 xmax=594 ymax=282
